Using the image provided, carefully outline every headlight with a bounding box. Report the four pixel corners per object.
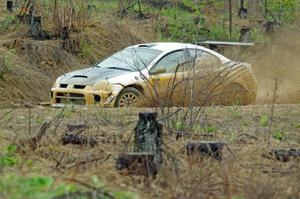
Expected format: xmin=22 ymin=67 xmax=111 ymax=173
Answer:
xmin=53 ymin=76 xmax=62 ymax=88
xmin=92 ymin=80 xmax=111 ymax=91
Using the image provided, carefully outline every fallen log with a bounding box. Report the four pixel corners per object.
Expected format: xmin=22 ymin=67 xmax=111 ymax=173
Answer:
xmin=269 ymin=149 xmax=300 ymax=162
xmin=61 ymin=133 xmax=97 ymax=147
xmin=186 ymin=141 xmax=224 ymax=161
xmin=66 ymin=123 xmax=87 ymax=132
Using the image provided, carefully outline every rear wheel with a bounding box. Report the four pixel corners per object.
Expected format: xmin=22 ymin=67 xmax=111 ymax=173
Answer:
xmin=115 ymin=87 xmax=142 ymax=107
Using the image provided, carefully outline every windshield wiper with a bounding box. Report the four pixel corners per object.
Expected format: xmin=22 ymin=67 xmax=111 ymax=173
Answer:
xmin=106 ymin=66 xmax=133 ymax=71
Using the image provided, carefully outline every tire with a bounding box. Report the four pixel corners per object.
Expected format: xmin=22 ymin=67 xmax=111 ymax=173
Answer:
xmin=115 ymin=87 xmax=142 ymax=107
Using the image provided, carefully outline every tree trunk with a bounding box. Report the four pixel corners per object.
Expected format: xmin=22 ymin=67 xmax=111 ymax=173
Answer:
xmin=228 ymin=0 xmax=232 ymax=39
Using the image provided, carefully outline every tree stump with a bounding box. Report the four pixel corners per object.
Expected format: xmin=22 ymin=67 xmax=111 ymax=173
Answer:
xmin=116 ymin=112 xmax=162 ymax=177
xmin=238 ymin=0 xmax=248 ymax=19
xmin=240 ymin=26 xmax=251 ymax=42
xmin=186 ymin=141 xmax=224 ymax=161
xmin=116 ymin=153 xmax=157 ymax=176
xmin=61 ymin=26 xmax=69 ymax=41
xmin=264 ymin=21 xmax=276 ymax=34
xmin=134 ymin=112 xmax=163 ymax=165
xmin=28 ymin=16 xmax=42 ymax=39
xmin=7 ymin=1 xmax=13 ymax=12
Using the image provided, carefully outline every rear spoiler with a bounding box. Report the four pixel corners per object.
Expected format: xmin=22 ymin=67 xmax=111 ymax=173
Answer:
xmin=197 ymin=40 xmax=254 ymax=53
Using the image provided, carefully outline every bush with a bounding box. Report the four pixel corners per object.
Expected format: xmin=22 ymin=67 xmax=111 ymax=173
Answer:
xmin=0 ymin=175 xmax=76 ymax=199
xmin=0 ymin=144 xmax=17 ymax=168
xmin=0 ymin=49 xmax=15 ymax=79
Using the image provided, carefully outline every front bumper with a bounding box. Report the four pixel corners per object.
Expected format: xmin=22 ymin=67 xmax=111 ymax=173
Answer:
xmin=51 ymin=85 xmax=119 ymax=107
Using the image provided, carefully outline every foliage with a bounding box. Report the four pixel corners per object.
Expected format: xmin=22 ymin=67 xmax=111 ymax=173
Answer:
xmin=0 ymin=174 xmax=76 ymax=199
xmin=0 ymin=173 xmax=139 ymax=199
xmin=80 ymin=37 xmax=94 ymax=60
xmin=265 ymin=0 xmax=299 ymax=24
xmin=0 ymin=144 xmax=17 ymax=168
xmin=202 ymin=126 xmax=217 ymax=133
xmin=291 ymin=121 xmax=300 ymax=129
xmin=0 ymin=49 xmax=15 ymax=79
xmin=273 ymin=129 xmax=283 ymax=140
xmin=176 ymin=121 xmax=185 ymax=131
xmin=260 ymin=115 xmax=269 ymax=127
xmin=0 ymin=15 xmax=16 ymax=31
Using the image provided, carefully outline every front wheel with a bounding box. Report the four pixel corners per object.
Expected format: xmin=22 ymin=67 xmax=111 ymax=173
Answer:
xmin=115 ymin=87 xmax=142 ymax=107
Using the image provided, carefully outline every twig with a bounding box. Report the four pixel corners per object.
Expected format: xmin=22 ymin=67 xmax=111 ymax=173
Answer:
xmin=63 ymin=154 xmax=112 ymax=170
xmin=267 ymin=78 xmax=278 ymax=145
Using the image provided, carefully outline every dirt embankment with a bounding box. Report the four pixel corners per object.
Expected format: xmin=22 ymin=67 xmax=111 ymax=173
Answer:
xmin=249 ymin=29 xmax=300 ymax=104
xmin=0 ymin=14 xmax=156 ymax=107
xmin=0 ymin=4 xmax=299 ymax=107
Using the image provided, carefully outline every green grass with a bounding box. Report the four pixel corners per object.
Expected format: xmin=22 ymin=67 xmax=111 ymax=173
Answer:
xmin=0 ymin=144 xmax=17 ymax=168
xmin=273 ymin=129 xmax=284 ymax=140
xmin=0 ymin=144 xmax=139 ymax=199
xmin=260 ymin=115 xmax=269 ymax=127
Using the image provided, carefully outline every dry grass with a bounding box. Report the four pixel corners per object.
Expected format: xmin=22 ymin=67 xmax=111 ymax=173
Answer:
xmin=0 ymin=104 xmax=299 ymax=198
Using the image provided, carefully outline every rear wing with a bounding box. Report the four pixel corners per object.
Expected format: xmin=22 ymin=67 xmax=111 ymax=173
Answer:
xmin=197 ymin=41 xmax=254 ymax=53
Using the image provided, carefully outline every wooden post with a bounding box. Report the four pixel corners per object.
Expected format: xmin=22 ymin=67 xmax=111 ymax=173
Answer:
xmin=186 ymin=141 xmax=224 ymax=161
xmin=116 ymin=112 xmax=162 ymax=177
xmin=7 ymin=1 xmax=13 ymax=12
xmin=228 ymin=0 xmax=232 ymax=39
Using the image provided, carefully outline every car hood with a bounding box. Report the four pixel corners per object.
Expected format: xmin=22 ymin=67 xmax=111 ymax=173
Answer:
xmin=58 ymin=67 xmax=131 ymax=86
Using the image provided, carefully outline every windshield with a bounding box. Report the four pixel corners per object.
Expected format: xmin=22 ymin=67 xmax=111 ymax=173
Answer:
xmin=96 ymin=47 xmax=162 ymax=71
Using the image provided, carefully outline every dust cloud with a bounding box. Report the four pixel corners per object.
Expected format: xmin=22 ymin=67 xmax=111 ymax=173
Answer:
xmin=249 ymin=28 xmax=300 ymax=104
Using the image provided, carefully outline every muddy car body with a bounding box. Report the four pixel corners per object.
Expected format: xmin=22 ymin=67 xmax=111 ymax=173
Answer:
xmin=51 ymin=42 xmax=257 ymax=107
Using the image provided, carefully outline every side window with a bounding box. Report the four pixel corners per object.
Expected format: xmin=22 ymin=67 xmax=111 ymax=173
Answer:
xmin=188 ymin=49 xmax=222 ymax=71
xmin=151 ymin=50 xmax=189 ymax=73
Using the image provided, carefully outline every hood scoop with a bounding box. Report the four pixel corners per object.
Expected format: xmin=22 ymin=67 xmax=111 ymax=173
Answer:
xmin=72 ymin=75 xmax=88 ymax=78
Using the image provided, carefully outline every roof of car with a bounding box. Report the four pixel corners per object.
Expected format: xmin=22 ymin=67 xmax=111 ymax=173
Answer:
xmin=132 ymin=42 xmax=199 ymax=51
xmin=130 ymin=42 xmax=230 ymax=63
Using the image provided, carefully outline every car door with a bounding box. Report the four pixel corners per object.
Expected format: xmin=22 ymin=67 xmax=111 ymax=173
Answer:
xmin=187 ymin=49 xmax=225 ymax=106
xmin=147 ymin=50 xmax=191 ymax=106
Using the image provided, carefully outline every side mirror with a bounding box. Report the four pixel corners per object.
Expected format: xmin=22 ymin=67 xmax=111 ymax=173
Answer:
xmin=149 ymin=67 xmax=166 ymax=75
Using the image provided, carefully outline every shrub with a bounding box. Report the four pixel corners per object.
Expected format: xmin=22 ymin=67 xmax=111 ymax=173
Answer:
xmin=0 ymin=50 xmax=14 ymax=79
xmin=0 ymin=144 xmax=17 ymax=168
xmin=273 ymin=130 xmax=283 ymax=140
xmin=0 ymin=175 xmax=76 ymax=199
xmin=260 ymin=115 xmax=269 ymax=127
